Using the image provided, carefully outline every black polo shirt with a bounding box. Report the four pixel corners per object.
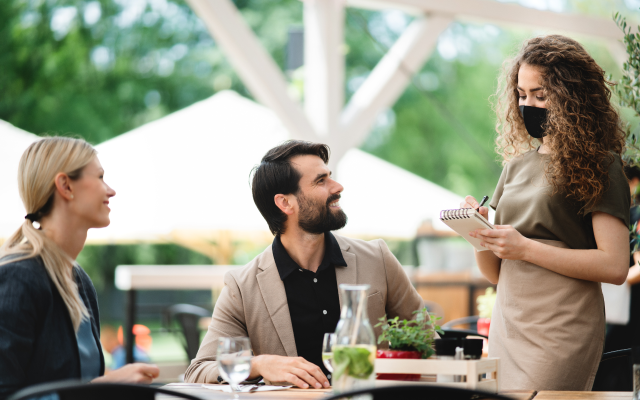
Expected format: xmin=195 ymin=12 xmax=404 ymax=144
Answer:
xmin=272 ymin=232 xmax=347 ymax=376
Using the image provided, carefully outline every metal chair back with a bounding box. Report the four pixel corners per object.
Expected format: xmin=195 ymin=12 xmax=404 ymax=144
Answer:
xmin=163 ymin=303 xmax=211 ymax=361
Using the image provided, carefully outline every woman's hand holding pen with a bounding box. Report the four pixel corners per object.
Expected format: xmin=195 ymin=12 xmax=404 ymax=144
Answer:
xmin=460 ymin=195 xmax=489 ymax=219
xmin=462 ymin=195 xmax=530 ymax=260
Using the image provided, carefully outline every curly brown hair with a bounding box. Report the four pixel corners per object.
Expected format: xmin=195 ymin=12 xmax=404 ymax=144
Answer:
xmin=493 ymin=35 xmax=626 ymax=211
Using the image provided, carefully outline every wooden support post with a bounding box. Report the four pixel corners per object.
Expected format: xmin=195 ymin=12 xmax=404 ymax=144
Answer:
xmin=339 ymin=15 xmax=452 ymax=151
xmin=186 ymin=0 xmax=318 ymax=142
xmin=304 ymin=0 xmax=345 ymax=139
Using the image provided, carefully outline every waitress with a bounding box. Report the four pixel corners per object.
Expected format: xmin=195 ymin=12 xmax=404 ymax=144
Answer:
xmin=463 ymin=35 xmax=630 ymax=391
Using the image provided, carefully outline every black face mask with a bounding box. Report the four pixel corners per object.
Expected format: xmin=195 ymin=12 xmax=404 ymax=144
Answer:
xmin=519 ymin=105 xmax=547 ymax=139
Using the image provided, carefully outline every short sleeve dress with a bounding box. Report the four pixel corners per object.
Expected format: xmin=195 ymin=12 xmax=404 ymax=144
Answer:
xmin=488 ymin=149 xmax=630 ymax=391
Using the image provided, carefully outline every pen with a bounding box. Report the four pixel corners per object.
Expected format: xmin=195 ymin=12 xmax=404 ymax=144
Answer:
xmin=477 ymin=195 xmax=489 ymax=211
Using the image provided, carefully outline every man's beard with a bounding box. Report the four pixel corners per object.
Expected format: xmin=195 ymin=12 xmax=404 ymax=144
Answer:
xmin=297 ymin=192 xmax=348 ymax=235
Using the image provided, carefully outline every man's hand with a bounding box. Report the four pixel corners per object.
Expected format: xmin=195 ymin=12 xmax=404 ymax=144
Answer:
xmin=92 ymin=363 xmax=160 ymax=384
xmin=251 ymin=355 xmax=330 ymax=389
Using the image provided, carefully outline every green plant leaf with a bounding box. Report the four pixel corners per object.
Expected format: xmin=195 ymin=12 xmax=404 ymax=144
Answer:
xmin=376 ymin=307 xmax=440 ymax=358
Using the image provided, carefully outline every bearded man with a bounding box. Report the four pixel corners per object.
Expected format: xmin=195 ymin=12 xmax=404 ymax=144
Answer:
xmin=184 ymin=141 xmax=424 ymax=388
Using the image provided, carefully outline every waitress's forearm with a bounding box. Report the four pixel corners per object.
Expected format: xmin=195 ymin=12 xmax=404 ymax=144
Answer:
xmin=475 ymin=249 xmax=501 ymax=284
xmin=522 ymin=240 xmax=628 ymax=284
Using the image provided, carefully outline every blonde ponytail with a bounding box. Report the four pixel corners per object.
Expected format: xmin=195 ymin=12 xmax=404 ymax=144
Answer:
xmin=0 ymin=137 xmax=97 ymax=331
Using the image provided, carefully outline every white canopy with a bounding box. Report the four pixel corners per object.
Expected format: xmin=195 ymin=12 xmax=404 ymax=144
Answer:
xmin=0 ymin=121 xmax=39 ymax=240
xmin=89 ymin=90 xmax=461 ymax=242
xmin=0 ymin=91 xmax=462 ymax=243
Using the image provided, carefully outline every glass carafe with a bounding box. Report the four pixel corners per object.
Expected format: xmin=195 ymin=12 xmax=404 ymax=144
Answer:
xmin=332 ymin=284 xmax=377 ymax=394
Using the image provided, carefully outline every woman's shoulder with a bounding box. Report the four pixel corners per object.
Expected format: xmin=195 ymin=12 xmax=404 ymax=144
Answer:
xmin=603 ymin=152 xmax=625 ymax=180
xmin=0 ymin=255 xmax=51 ymax=290
xmin=607 ymin=151 xmax=623 ymax=166
xmin=502 ymin=149 xmax=539 ymax=171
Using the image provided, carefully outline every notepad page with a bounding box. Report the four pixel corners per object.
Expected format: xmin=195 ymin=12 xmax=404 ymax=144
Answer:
xmin=440 ymin=209 xmax=494 ymax=251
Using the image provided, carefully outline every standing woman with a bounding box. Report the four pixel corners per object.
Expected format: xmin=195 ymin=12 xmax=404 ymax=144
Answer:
xmin=0 ymin=137 xmax=158 ymax=399
xmin=463 ymin=35 xmax=630 ymax=391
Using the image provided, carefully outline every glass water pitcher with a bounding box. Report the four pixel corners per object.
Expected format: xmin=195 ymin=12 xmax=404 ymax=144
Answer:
xmin=332 ymin=284 xmax=377 ymax=394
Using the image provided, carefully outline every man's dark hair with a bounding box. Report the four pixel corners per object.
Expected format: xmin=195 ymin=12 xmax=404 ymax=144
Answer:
xmin=625 ymin=165 xmax=640 ymax=181
xmin=251 ymin=140 xmax=330 ymax=235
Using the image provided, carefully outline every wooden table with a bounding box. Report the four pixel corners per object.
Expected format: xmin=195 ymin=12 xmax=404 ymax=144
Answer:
xmin=159 ymin=383 xmax=331 ymax=399
xmin=504 ymin=391 xmax=538 ymax=400
xmin=159 ymin=385 xmax=632 ymax=400
xmin=534 ymin=392 xmax=632 ymax=399
xmin=159 ymin=384 xmax=536 ymax=399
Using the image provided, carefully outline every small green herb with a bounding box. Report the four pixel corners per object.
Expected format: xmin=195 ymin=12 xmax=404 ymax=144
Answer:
xmin=332 ymin=346 xmax=375 ymax=379
xmin=375 ymin=308 xmax=443 ymax=359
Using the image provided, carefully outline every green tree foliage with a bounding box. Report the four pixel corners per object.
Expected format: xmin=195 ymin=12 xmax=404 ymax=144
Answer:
xmin=613 ymin=11 xmax=640 ymax=164
xmin=0 ymin=0 xmax=293 ymax=144
xmin=0 ymin=0 xmax=630 ymax=198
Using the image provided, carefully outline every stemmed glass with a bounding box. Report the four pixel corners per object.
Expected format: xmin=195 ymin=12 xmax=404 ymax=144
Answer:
xmin=217 ymin=337 xmax=253 ymax=398
xmin=322 ymin=333 xmax=336 ymax=378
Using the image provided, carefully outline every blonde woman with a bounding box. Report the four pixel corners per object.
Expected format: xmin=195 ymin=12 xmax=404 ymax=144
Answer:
xmin=0 ymin=137 xmax=158 ymax=399
xmin=463 ymin=35 xmax=630 ymax=390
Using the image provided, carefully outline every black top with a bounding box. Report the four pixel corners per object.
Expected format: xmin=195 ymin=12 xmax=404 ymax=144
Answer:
xmin=272 ymin=232 xmax=347 ymax=376
xmin=0 ymin=256 xmax=104 ymax=400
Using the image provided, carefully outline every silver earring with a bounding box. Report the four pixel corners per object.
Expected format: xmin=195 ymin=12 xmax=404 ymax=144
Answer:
xmin=70 ymin=194 xmax=74 ymax=199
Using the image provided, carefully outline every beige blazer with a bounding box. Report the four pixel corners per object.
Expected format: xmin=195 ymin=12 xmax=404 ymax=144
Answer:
xmin=184 ymin=234 xmax=424 ymax=383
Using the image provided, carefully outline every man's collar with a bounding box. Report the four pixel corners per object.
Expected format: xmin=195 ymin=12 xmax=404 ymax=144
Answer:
xmin=272 ymin=232 xmax=348 ymax=281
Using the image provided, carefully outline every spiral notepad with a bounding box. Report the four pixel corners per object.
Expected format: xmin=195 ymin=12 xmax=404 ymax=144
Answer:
xmin=440 ymin=209 xmax=495 ymax=251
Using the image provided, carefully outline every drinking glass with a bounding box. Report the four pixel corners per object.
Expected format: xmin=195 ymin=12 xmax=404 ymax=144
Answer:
xmin=322 ymin=333 xmax=336 ymax=374
xmin=217 ymin=337 xmax=253 ymax=398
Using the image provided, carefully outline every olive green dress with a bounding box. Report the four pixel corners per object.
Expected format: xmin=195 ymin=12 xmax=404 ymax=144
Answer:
xmin=488 ymin=149 xmax=630 ymax=391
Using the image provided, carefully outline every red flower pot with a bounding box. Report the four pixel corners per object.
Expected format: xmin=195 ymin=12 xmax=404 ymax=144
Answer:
xmin=477 ymin=318 xmax=491 ymax=337
xmin=376 ymin=350 xmax=421 ymax=381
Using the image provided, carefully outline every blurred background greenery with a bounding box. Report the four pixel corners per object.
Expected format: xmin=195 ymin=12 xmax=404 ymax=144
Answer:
xmin=3 ymin=0 xmax=640 ymax=365
xmin=3 ymin=0 xmax=639 ymax=199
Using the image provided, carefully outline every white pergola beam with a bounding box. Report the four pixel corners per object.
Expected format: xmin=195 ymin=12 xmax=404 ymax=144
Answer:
xmin=304 ymin=0 xmax=345 ymax=138
xmin=339 ymin=15 xmax=453 ymax=151
xmin=186 ymin=0 xmax=317 ymax=142
xmin=347 ymin=0 xmax=622 ymax=40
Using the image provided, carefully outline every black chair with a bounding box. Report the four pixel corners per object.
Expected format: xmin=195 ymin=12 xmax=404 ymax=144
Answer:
xmin=440 ymin=316 xmax=488 ymax=339
xmin=593 ymin=348 xmax=634 ymax=391
xmin=162 ymin=304 xmax=211 ymax=361
xmin=323 ymin=385 xmax=513 ymax=400
xmin=441 ymin=316 xmax=480 ymax=329
xmin=440 ymin=328 xmax=488 ymax=340
xmin=8 ymin=380 xmax=202 ymax=400
xmin=600 ymin=348 xmax=632 ymax=363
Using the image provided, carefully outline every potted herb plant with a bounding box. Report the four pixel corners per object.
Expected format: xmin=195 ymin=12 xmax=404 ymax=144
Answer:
xmin=375 ymin=307 xmax=442 ymax=381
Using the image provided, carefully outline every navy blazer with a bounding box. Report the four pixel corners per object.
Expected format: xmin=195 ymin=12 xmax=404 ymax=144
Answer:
xmin=0 ymin=256 xmax=105 ymax=400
